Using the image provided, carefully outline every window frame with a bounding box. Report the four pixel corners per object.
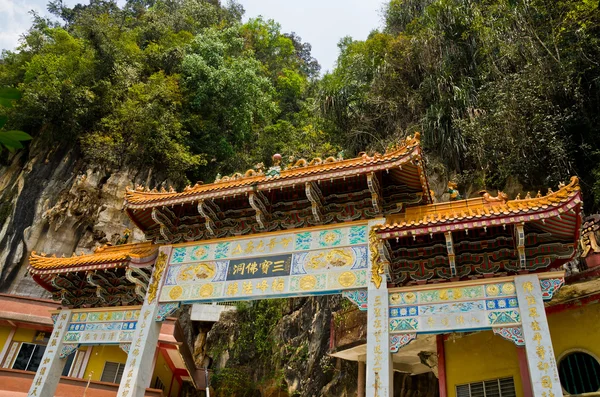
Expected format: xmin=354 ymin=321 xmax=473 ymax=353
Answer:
xmin=557 ymin=348 xmax=600 ymax=395
xmin=11 ymin=342 xmax=46 ymax=372
xmin=100 ymin=361 xmax=126 ymax=384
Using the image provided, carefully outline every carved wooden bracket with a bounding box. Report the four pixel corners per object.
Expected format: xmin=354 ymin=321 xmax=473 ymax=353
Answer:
xmin=198 ymin=199 xmax=218 ymax=236
xmin=515 ymin=223 xmax=526 ymax=269
xmin=86 ymin=272 xmax=109 ymax=304
xmin=249 ymin=191 xmax=270 ymax=229
xmin=151 ymin=207 xmax=177 ymax=242
xmin=367 ymin=172 xmax=382 ymax=214
xmin=305 ymin=182 xmax=325 ymax=223
xmin=125 ymin=267 xmax=150 ymax=301
xmin=444 ymin=231 xmax=457 ymax=277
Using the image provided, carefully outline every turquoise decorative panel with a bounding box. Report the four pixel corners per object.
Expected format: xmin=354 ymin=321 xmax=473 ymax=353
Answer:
xmin=63 ymin=308 xmax=140 ymax=344
xmin=388 ymin=280 xmax=524 ymax=334
xmin=387 ymin=277 xmax=563 ymax=335
xmin=160 ymin=223 xmax=370 ymax=303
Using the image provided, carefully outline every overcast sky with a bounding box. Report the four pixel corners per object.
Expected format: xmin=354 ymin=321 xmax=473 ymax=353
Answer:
xmin=0 ymin=0 xmax=384 ymax=72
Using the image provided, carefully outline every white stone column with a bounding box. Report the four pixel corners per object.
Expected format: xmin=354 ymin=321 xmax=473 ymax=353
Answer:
xmin=515 ymin=275 xmax=562 ymax=397
xmin=366 ymin=219 xmax=393 ymax=397
xmin=117 ymin=247 xmax=170 ymax=397
xmin=27 ymin=309 xmax=72 ymax=397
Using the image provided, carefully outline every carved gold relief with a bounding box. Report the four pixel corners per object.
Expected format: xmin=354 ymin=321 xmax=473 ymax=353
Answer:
xmin=306 ymin=248 xmax=354 ymax=270
xmin=486 ymin=284 xmax=500 ymax=296
xmin=148 ymin=251 xmax=167 ymax=304
xmin=501 ymin=283 xmax=515 ymax=295
xmin=404 ymin=292 xmax=417 ymax=304
xmin=177 ymin=262 xmax=216 ymax=282
xmin=369 ymin=227 xmax=384 ymax=289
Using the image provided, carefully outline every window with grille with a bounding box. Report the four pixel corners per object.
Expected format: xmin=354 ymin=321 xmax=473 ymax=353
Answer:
xmin=456 ymin=377 xmax=516 ymax=397
xmin=559 ymin=352 xmax=600 ymax=394
xmin=153 ymin=376 xmax=165 ymax=391
xmin=12 ymin=343 xmax=46 ymax=372
xmin=101 ymin=361 xmax=126 ymax=384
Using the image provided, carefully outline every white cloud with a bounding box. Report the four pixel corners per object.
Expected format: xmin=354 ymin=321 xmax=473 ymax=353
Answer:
xmin=0 ymin=0 xmax=43 ymax=51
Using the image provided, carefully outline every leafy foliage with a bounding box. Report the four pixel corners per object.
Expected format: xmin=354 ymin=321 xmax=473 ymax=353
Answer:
xmin=0 ymin=0 xmax=327 ymax=183
xmin=320 ymin=0 xmax=600 ymax=208
xmin=0 ymin=87 xmax=32 ymax=152
xmin=1 ymin=0 xmax=599 ymax=209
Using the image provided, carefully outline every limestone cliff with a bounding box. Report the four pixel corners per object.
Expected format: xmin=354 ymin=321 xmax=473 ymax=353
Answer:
xmin=197 ymin=296 xmax=359 ymax=397
xmin=0 ymin=142 xmax=149 ymax=295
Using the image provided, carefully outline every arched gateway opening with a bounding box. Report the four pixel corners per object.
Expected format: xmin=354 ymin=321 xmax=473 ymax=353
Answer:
xmin=25 ymin=134 xmax=581 ymax=397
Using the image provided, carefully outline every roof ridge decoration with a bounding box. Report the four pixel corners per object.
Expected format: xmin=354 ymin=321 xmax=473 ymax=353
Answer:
xmin=123 ymin=133 xmax=428 ymax=209
xmin=377 ymin=176 xmax=581 ymax=236
xmin=28 ymin=241 xmax=158 ymax=274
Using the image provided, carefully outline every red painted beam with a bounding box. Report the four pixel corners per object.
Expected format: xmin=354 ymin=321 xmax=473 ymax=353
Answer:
xmin=159 ymin=346 xmax=189 ymax=391
xmin=517 ymin=347 xmax=533 ymax=397
xmin=437 ymin=334 xmax=447 ymax=397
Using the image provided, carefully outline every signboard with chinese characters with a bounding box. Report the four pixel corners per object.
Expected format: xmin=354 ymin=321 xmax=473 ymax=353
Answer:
xmin=515 ymin=275 xmax=563 ymax=397
xmin=60 ymin=307 xmax=141 ymax=345
xmin=158 ymin=223 xmax=369 ymax=303
xmin=386 ymin=272 xmax=564 ymax=337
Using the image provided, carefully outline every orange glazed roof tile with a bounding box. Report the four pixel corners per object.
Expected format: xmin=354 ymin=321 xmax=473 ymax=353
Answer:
xmin=124 ymin=134 xmax=429 ymax=209
xmin=377 ymin=176 xmax=582 ymax=237
xmin=28 ymin=242 xmax=158 ymax=275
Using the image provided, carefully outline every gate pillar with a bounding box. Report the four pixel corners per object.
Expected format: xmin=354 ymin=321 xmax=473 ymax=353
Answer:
xmin=515 ymin=275 xmax=562 ymax=397
xmin=366 ymin=220 xmax=393 ymax=397
xmin=27 ymin=309 xmax=72 ymax=397
xmin=117 ymin=247 xmax=170 ymax=397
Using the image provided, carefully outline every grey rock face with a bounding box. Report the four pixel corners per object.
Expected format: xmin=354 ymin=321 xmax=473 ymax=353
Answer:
xmin=0 ymin=141 xmax=149 ymax=294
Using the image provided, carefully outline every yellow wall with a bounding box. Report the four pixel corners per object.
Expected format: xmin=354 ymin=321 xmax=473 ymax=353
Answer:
xmin=82 ymin=345 xmax=180 ymax=396
xmin=547 ymin=302 xmax=600 ymax=360
xmin=0 ymin=325 xmax=13 ymax=355
xmin=153 ymin=351 xmax=178 ymax=396
xmin=444 ymin=302 xmax=600 ymax=397
xmin=83 ymin=345 xmax=128 ymax=382
xmin=444 ymin=331 xmax=524 ymax=397
xmin=12 ymin=327 xmax=37 ymax=343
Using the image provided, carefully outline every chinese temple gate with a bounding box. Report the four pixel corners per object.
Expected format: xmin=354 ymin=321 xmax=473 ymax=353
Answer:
xmin=24 ymin=134 xmax=583 ymax=397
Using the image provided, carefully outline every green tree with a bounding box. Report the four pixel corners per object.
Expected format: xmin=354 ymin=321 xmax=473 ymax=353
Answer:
xmin=0 ymin=88 xmax=32 ymax=152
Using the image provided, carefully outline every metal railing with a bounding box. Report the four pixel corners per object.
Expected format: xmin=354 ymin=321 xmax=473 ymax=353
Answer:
xmin=215 ymin=301 xmax=242 ymax=307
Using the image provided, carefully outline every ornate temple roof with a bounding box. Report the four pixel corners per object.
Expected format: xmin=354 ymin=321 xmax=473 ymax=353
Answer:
xmin=28 ymin=242 xmax=158 ymax=308
xmin=28 ymin=242 xmax=158 ymax=275
xmin=125 ymin=134 xmax=433 ymax=243
xmin=377 ymin=177 xmax=582 ymax=286
xmin=376 ymin=176 xmax=581 ymax=238
xmin=124 ymin=133 xmax=429 ymax=209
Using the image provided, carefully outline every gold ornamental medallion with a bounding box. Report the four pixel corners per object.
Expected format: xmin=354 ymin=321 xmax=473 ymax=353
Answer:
xmin=338 ymin=271 xmax=357 ymax=288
